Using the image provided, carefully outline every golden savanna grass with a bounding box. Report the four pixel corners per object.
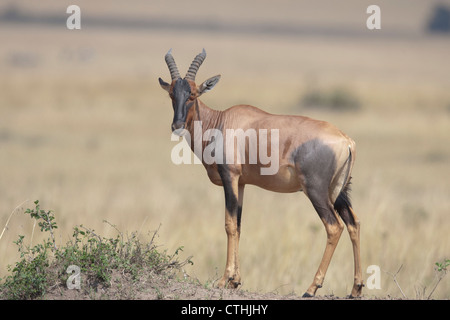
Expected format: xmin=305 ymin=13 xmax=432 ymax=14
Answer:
xmin=0 ymin=0 xmax=449 ymax=298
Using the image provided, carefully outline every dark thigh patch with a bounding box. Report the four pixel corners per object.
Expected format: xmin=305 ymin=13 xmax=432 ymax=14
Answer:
xmin=290 ymin=139 xmax=337 ymax=191
xmin=291 ymin=139 xmax=338 ymax=224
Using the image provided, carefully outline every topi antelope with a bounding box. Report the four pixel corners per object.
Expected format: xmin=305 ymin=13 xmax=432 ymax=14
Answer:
xmin=159 ymin=49 xmax=363 ymax=298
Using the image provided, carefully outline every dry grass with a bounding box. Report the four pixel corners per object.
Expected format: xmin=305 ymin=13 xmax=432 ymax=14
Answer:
xmin=0 ymin=0 xmax=449 ymax=299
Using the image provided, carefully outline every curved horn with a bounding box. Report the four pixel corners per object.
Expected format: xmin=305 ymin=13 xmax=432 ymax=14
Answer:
xmin=164 ymin=49 xmax=181 ymax=81
xmin=185 ymin=49 xmax=206 ymax=81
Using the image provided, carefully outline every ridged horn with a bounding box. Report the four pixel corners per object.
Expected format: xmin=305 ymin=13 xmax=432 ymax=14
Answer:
xmin=185 ymin=49 xmax=206 ymax=81
xmin=164 ymin=49 xmax=181 ymax=81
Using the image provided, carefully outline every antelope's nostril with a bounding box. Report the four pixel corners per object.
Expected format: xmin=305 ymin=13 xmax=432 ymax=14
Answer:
xmin=172 ymin=122 xmax=185 ymax=131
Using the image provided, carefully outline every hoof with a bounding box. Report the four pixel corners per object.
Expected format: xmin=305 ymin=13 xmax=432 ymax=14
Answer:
xmin=349 ymin=283 xmax=364 ymax=298
xmin=216 ymin=276 xmax=241 ymax=289
xmin=227 ymin=278 xmax=241 ymax=289
xmin=302 ymin=292 xmax=314 ymax=298
xmin=346 ymin=294 xmax=362 ymax=299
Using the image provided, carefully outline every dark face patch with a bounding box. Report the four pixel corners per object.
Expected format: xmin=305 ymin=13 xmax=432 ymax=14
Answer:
xmin=171 ymin=79 xmax=193 ymax=132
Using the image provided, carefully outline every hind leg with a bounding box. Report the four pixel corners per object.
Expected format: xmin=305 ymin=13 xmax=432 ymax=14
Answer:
xmin=347 ymin=208 xmax=363 ymax=298
xmin=303 ymin=189 xmax=344 ymax=297
xmin=335 ymin=201 xmax=363 ymax=297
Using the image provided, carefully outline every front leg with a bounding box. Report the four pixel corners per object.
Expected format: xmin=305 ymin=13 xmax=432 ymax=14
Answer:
xmin=216 ymin=165 xmax=244 ymax=289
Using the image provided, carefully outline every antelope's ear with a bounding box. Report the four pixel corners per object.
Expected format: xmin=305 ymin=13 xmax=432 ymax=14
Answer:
xmin=159 ymin=77 xmax=171 ymax=92
xmin=198 ymin=75 xmax=221 ymax=96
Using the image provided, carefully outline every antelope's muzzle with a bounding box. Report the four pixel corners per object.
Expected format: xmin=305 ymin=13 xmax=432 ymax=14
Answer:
xmin=172 ymin=121 xmax=185 ymax=132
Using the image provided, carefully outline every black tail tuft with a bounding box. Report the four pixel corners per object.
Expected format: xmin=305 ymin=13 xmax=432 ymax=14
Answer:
xmin=333 ymin=178 xmax=355 ymax=226
xmin=334 ymin=178 xmax=352 ymax=212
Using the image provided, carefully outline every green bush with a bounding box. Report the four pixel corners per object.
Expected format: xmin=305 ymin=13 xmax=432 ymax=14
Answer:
xmin=0 ymin=200 xmax=193 ymax=300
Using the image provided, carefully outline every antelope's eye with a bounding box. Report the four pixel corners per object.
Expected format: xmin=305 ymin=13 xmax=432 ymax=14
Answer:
xmin=190 ymin=93 xmax=196 ymax=99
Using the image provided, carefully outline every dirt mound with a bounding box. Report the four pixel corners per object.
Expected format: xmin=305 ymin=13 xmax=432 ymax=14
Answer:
xmin=43 ymin=269 xmax=377 ymax=301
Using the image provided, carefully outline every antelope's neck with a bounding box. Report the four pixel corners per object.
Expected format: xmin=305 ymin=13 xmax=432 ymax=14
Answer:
xmin=185 ymin=99 xmax=223 ymax=157
xmin=186 ymin=99 xmax=223 ymax=135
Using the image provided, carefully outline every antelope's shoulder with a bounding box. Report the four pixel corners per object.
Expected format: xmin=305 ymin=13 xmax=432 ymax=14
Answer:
xmin=224 ymin=104 xmax=271 ymax=116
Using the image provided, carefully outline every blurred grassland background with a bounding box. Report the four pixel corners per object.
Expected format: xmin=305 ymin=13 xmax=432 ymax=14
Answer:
xmin=0 ymin=0 xmax=449 ymax=298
